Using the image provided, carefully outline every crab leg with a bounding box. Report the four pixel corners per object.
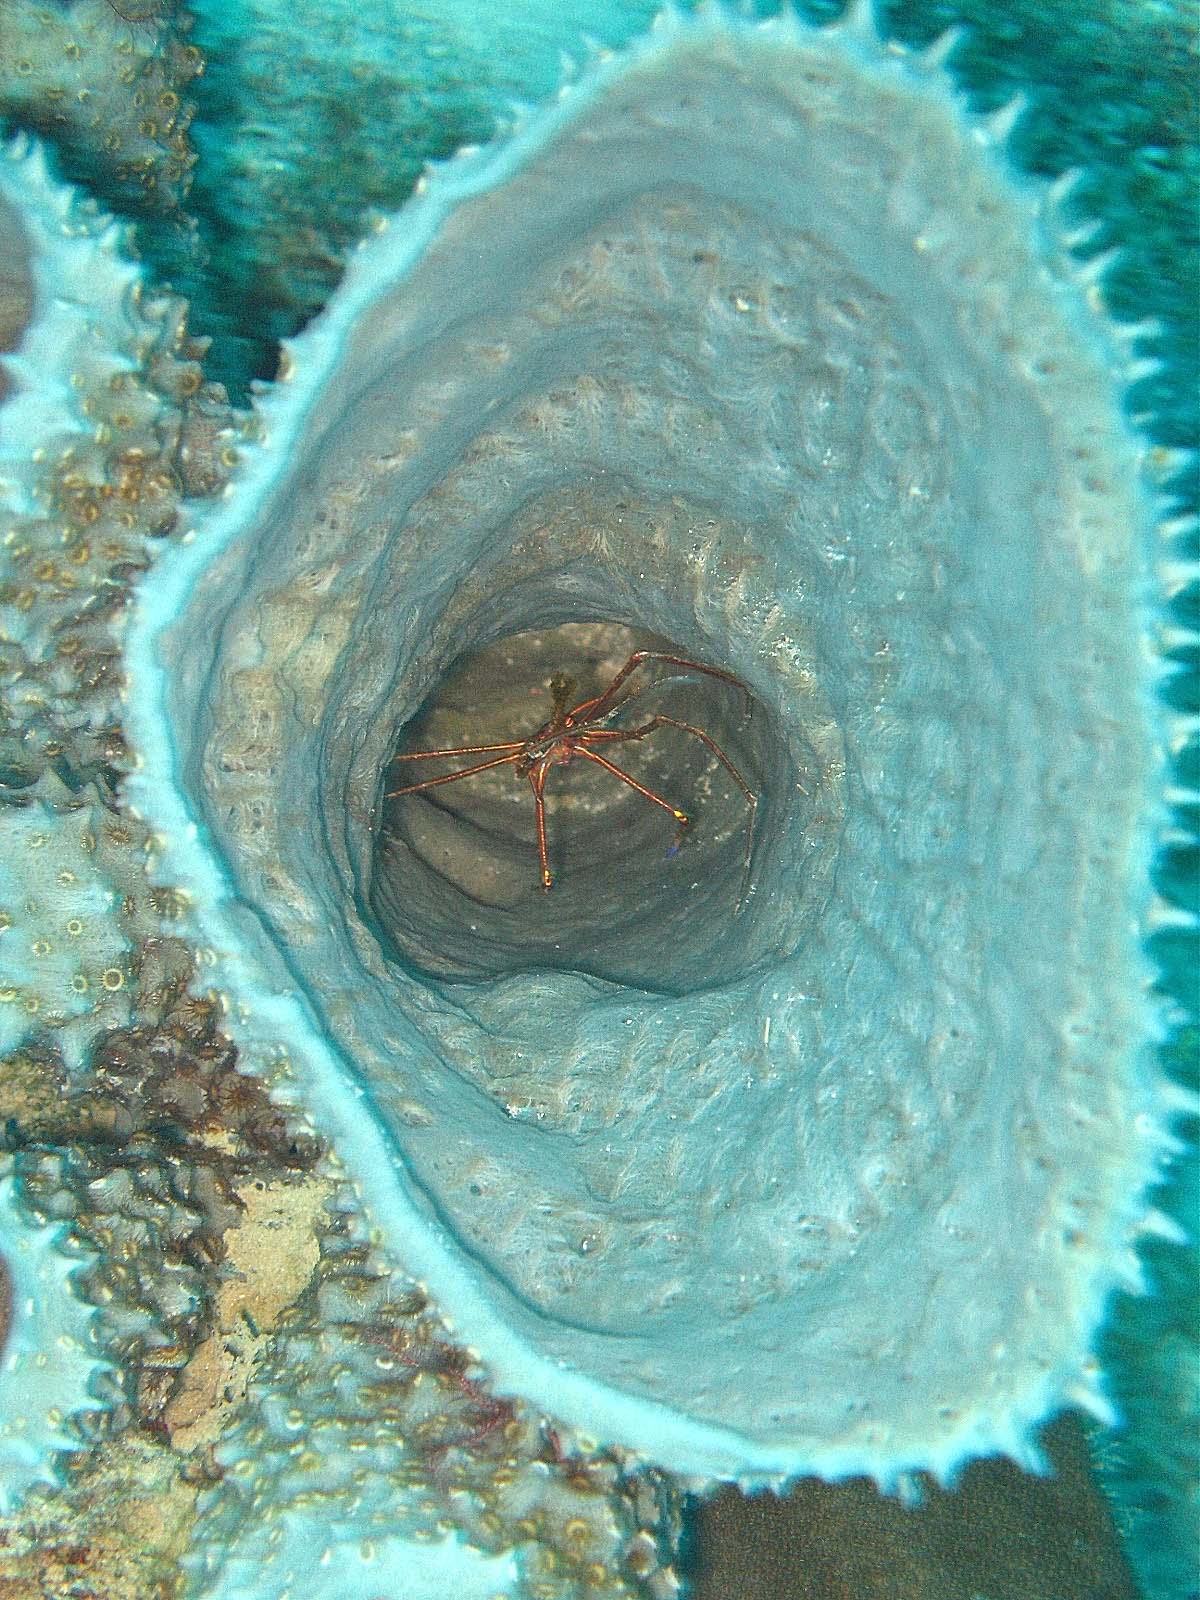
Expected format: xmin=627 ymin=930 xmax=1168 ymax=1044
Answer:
xmin=574 ymin=746 xmax=691 ymax=834
xmin=528 ymin=762 xmax=554 ymax=889
xmin=587 ymin=714 xmax=757 ymax=874
xmin=389 ymin=740 xmax=525 ymax=762
xmin=589 ymin=715 xmax=756 ymax=810
xmin=385 ymin=750 xmax=521 ymax=798
xmin=571 ymin=650 xmax=750 ymax=723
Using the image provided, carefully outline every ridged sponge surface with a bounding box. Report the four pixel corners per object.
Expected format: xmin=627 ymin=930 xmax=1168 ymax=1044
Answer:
xmin=126 ymin=7 xmax=1164 ymax=1488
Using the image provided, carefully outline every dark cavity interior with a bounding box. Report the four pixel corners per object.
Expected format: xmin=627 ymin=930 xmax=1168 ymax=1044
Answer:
xmin=369 ymin=620 xmax=788 ymax=994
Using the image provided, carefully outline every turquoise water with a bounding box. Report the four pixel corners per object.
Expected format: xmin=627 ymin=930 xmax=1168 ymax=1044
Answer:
xmin=176 ymin=0 xmax=1199 ymax=454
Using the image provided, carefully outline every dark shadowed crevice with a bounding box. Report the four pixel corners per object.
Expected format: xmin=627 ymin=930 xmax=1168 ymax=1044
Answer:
xmin=370 ymin=619 xmax=789 ymax=995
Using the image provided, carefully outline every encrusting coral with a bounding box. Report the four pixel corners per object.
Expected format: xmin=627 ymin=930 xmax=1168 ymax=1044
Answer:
xmin=0 ymin=0 xmax=201 ymax=222
xmin=0 ymin=129 xmax=233 ymax=1062
xmin=186 ymin=1205 xmax=681 ymax=1600
xmin=0 ymin=1156 xmax=109 ymax=1515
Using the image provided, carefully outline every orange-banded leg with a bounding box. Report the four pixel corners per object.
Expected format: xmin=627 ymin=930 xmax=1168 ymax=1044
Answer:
xmin=384 ymin=748 xmax=523 ymax=799
xmin=529 ymin=746 xmax=692 ymax=891
xmin=574 ymin=746 xmax=691 ymax=847
xmin=582 ymin=713 xmax=758 ymax=890
xmin=528 ymin=760 xmax=555 ymax=890
xmin=388 ymin=738 xmax=526 ymax=767
xmin=570 ymin=650 xmax=752 ymax=724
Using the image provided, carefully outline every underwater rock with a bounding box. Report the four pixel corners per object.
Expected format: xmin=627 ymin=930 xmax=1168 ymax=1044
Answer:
xmin=185 ymin=1198 xmax=682 ymax=1600
xmin=687 ymin=1415 xmax=1139 ymax=1600
xmin=0 ymin=176 xmax=33 ymax=409
xmin=184 ymin=0 xmax=502 ymax=393
xmin=127 ymin=2 xmax=1170 ymax=1489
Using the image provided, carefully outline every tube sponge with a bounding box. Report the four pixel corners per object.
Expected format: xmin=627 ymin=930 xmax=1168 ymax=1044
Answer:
xmin=126 ymin=6 xmax=1167 ymax=1486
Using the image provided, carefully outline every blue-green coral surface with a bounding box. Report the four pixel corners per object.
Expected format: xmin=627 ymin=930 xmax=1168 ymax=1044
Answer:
xmin=0 ymin=2 xmax=1195 ymax=1600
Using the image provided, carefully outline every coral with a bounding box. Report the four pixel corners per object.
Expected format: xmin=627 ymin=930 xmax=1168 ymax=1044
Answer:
xmin=0 ymin=1159 xmax=108 ymax=1513
xmin=0 ymin=124 xmax=244 ymax=1086
xmin=13 ymin=988 xmax=326 ymax=1432
xmin=0 ymin=0 xmax=202 ymax=221
xmin=126 ymin=0 xmax=1173 ymax=1491
xmin=185 ymin=1201 xmax=681 ymax=1600
xmin=0 ymin=791 xmax=134 ymax=1069
xmin=0 ymin=1430 xmax=197 ymax=1600
xmin=0 ymin=132 xmax=234 ymax=796
xmin=0 ymin=127 xmax=239 ymax=1544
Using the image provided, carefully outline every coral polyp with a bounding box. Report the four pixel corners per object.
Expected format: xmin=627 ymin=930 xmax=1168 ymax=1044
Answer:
xmin=0 ymin=1163 xmax=108 ymax=1512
